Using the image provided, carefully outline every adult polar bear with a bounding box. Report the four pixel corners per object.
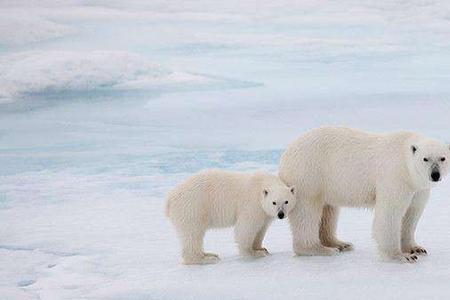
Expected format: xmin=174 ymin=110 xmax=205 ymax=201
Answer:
xmin=279 ymin=127 xmax=449 ymax=262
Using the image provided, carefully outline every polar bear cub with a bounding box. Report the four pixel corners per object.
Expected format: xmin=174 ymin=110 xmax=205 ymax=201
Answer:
xmin=166 ymin=169 xmax=297 ymax=264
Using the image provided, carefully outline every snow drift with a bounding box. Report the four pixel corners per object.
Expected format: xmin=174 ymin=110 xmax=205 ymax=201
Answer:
xmin=0 ymin=13 xmax=72 ymax=46
xmin=0 ymin=51 xmax=243 ymax=103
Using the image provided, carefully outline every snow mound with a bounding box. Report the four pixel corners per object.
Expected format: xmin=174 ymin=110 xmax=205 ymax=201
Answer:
xmin=0 ymin=51 xmax=236 ymax=103
xmin=0 ymin=13 xmax=72 ymax=46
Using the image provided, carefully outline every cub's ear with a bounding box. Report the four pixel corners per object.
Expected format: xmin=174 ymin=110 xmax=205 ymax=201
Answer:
xmin=290 ymin=186 xmax=295 ymax=195
xmin=263 ymin=189 xmax=268 ymax=197
xmin=411 ymin=145 xmax=418 ymax=154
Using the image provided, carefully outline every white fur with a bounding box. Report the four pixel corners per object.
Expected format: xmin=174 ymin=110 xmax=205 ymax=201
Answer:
xmin=279 ymin=126 xmax=450 ymax=263
xmin=166 ymin=169 xmax=297 ymax=264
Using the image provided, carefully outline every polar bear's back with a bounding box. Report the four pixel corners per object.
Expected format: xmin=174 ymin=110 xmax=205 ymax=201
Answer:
xmin=166 ymin=169 xmax=261 ymax=228
xmin=279 ymin=127 xmax=415 ymax=207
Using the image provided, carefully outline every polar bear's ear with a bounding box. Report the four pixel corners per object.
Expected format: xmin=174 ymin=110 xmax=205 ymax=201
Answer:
xmin=263 ymin=189 xmax=268 ymax=197
xmin=411 ymin=145 xmax=418 ymax=154
xmin=290 ymin=187 xmax=295 ymax=195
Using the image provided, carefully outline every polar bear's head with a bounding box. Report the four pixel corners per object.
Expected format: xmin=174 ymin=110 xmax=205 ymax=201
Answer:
xmin=260 ymin=183 xmax=297 ymax=219
xmin=407 ymin=138 xmax=450 ymax=188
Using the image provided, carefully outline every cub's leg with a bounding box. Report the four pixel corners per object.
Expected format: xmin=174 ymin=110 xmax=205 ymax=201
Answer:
xmin=320 ymin=205 xmax=353 ymax=252
xmin=373 ymin=188 xmax=418 ymax=263
xmin=178 ymin=226 xmax=220 ymax=265
xmin=252 ymin=222 xmax=271 ymax=255
xmin=401 ymin=189 xmax=430 ymax=255
xmin=235 ymin=218 xmax=269 ymax=258
xmin=289 ymin=198 xmax=339 ymax=256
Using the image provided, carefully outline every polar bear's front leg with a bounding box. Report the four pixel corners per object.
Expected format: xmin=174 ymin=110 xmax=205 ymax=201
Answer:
xmin=402 ymin=189 xmax=429 ymax=255
xmin=252 ymin=222 xmax=271 ymax=254
xmin=289 ymin=199 xmax=339 ymax=256
xmin=373 ymin=189 xmax=418 ymax=263
xmin=235 ymin=219 xmax=269 ymax=258
xmin=320 ymin=205 xmax=353 ymax=252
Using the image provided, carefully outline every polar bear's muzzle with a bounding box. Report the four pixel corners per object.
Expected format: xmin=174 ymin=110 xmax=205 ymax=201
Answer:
xmin=277 ymin=211 xmax=285 ymax=219
xmin=431 ymin=165 xmax=441 ymax=182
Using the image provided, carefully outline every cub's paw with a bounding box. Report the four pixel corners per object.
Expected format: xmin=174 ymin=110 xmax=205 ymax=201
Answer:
xmin=294 ymin=245 xmax=340 ymax=256
xmin=240 ymin=249 xmax=269 ymax=258
xmin=204 ymin=252 xmax=220 ymax=258
xmin=325 ymin=241 xmax=354 ymax=252
xmin=250 ymin=249 xmax=270 ymax=257
xmin=201 ymin=254 xmax=221 ymax=264
xmin=253 ymin=247 xmax=270 ymax=255
xmin=182 ymin=254 xmax=220 ymax=265
xmin=409 ymin=246 xmax=428 ymax=256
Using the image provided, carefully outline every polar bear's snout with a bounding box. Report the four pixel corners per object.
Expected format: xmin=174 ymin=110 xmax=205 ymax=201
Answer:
xmin=409 ymin=142 xmax=449 ymax=186
xmin=276 ymin=200 xmax=292 ymax=219
xmin=431 ymin=165 xmax=441 ymax=182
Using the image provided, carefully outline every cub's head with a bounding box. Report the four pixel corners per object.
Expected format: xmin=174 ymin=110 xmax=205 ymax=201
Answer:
xmin=408 ymin=138 xmax=450 ymax=188
xmin=260 ymin=183 xmax=297 ymax=219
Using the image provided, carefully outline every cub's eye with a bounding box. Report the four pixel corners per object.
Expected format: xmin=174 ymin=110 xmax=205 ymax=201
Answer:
xmin=441 ymin=157 xmax=446 ymax=162
xmin=423 ymin=158 xmax=429 ymax=162
xmin=272 ymin=202 xmax=276 ymax=205
xmin=285 ymin=201 xmax=289 ymax=204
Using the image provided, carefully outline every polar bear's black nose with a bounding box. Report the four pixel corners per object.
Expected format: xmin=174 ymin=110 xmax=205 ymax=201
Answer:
xmin=277 ymin=211 xmax=285 ymax=219
xmin=431 ymin=171 xmax=441 ymax=182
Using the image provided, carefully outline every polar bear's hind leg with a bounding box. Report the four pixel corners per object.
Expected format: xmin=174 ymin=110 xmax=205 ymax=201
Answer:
xmin=290 ymin=200 xmax=339 ymax=256
xmin=320 ymin=205 xmax=354 ymax=252
xmin=179 ymin=227 xmax=220 ymax=265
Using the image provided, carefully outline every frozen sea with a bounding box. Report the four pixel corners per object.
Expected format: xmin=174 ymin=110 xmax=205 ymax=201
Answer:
xmin=1 ymin=1 xmax=450 ymax=299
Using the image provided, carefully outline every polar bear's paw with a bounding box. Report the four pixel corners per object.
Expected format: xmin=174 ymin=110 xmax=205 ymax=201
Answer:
xmin=204 ymin=252 xmax=220 ymax=258
xmin=240 ymin=249 xmax=270 ymax=258
xmin=249 ymin=249 xmax=270 ymax=258
xmin=294 ymin=245 xmax=340 ymax=256
xmin=409 ymin=246 xmax=428 ymax=256
xmin=396 ymin=253 xmax=419 ymax=263
xmin=253 ymin=249 xmax=270 ymax=257
xmin=336 ymin=242 xmax=354 ymax=252
xmin=183 ymin=253 xmax=220 ymax=265
xmin=324 ymin=240 xmax=354 ymax=252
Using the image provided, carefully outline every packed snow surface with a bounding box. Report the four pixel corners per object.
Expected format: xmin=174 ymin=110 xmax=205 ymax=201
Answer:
xmin=1 ymin=1 xmax=450 ymax=299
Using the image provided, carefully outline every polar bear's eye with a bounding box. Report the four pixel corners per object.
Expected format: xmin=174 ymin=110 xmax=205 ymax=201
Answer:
xmin=272 ymin=202 xmax=276 ymax=205
xmin=441 ymin=157 xmax=446 ymax=162
xmin=423 ymin=158 xmax=429 ymax=162
xmin=285 ymin=201 xmax=288 ymax=204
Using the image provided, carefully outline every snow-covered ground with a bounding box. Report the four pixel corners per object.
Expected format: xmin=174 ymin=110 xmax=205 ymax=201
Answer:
xmin=1 ymin=1 xmax=450 ymax=299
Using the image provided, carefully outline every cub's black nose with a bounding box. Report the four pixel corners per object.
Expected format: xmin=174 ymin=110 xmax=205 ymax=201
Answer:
xmin=277 ymin=211 xmax=285 ymax=219
xmin=431 ymin=171 xmax=441 ymax=182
